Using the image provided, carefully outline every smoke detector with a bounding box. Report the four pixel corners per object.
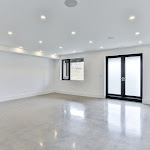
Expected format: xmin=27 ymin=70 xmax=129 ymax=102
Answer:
xmin=65 ymin=0 xmax=77 ymax=7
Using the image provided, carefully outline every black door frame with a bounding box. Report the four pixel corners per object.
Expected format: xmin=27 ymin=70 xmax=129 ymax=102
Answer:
xmin=106 ymin=53 xmax=143 ymax=102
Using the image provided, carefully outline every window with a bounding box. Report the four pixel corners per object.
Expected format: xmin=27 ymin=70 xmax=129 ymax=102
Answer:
xmin=62 ymin=58 xmax=84 ymax=81
xmin=62 ymin=59 xmax=70 ymax=80
xmin=70 ymin=58 xmax=84 ymax=80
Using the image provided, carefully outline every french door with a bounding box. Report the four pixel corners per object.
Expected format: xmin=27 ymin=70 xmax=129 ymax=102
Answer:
xmin=106 ymin=54 xmax=143 ymax=102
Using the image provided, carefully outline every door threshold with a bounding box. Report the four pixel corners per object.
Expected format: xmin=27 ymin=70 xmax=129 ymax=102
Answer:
xmin=106 ymin=95 xmax=142 ymax=103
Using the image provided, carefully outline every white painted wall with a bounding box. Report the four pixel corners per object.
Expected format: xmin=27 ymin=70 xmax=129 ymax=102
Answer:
xmin=54 ymin=45 xmax=150 ymax=105
xmin=0 ymin=51 xmax=55 ymax=102
xmin=1 ymin=45 xmax=150 ymax=105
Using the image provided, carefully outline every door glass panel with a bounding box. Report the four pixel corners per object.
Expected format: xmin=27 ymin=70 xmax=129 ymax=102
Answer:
xmin=108 ymin=57 xmax=121 ymax=95
xmin=125 ymin=56 xmax=141 ymax=97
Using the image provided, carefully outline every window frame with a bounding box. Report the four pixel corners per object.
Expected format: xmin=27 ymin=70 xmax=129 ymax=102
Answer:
xmin=62 ymin=59 xmax=70 ymax=80
xmin=61 ymin=58 xmax=84 ymax=81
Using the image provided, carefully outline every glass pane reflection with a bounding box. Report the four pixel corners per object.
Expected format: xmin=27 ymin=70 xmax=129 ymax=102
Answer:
xmin=108 ymin=103 xmax=121 ymax=132
xmin=107 ymin=102 xmax=141 ymax=137
xmin=125 ymin=106 xmax=141 ymax=136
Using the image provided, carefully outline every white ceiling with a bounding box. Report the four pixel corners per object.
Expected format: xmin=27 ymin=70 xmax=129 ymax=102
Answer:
xmin=0 ymin=0 xmax=150 ymax=58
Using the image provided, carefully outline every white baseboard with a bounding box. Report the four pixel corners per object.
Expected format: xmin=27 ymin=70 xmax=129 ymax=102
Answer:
xmin=142 ymin=98 xmax=150 ymax=105
xmin=2 ymin=90 xmax=148 ymax=104
xmin=54 ymin=89 xmax=104 ymax=98
xmin=0 ymin=89 xmax=104 ymax=103
xmin=0 ymin=90 xmax=55 ymax=103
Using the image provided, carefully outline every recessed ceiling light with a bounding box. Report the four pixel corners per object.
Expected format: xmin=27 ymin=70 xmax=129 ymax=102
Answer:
xmin=73 ymin=51 xmax=76 ymax=53
xmin=19 ymin=46 xmax=23 ymax=49
xmin=39 ymin=40 xmax=43 ymax=44
xmin=129 ymin=16 xmax=135 ymax=20
xmin=139 ymin=41 xmax=143 ymax=44
xmin=8 ymin=31 xmax=13 ymax=35
xmin=71 ymin=31 xmax=76 ymax=35
xmin=51 ymin=54 xmax=57 ymax=58
xmin=135 ymin=32 xmax=140 ymax=35
xmin=100 ymin=47 xmax=103 ymax=49
xmin=14 ymin=48 xmax=24 ymax=54
xmin=40 ymin=50 xmax=42 ymax=53
xmin=89 ymin=41 xmax=93 ymax=44
xmin=41 ymin=15 xmax=46 ymax=20
xmin=59 ymin=46 xmax=62 ymax=49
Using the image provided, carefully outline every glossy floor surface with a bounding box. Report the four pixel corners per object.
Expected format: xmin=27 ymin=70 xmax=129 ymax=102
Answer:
xmin=0 ymin=93 xmax=150 ymax=150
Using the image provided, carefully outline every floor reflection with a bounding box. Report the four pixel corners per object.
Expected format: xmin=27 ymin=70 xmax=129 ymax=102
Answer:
xmin=63 ymin=103 xmax=85 ymax=118
xmin=70 ymin=107 xmax=85 ymax=118
xmin=107 ymin=101 xmax=141 ymax=137
xmin=125 ymin=105 xmax=141 ymax=136
xmin=108 ymin=103 xmax=121 ymax=132
xmin=54 ymin=130 xmax=58 ymax=139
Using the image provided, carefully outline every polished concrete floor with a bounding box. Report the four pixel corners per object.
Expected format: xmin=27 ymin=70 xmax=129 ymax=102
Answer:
xmin=0 ymin=93 xmax=150 ymax=150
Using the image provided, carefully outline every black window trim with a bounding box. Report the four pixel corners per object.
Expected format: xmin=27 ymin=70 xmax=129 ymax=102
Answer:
xmin=62 ymin=59 xmax=70 ymax=80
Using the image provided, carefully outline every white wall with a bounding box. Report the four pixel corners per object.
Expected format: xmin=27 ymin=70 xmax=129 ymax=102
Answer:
xmin=0 ymin=51 xmax=55 ymax=102
xmin=1 ymin=45 xmax=150 ymax=105
xmin=54 ymin=45 xmax=150 ymax=105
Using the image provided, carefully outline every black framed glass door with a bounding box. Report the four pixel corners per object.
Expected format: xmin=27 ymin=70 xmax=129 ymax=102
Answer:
xmin=106 ymin=53 xmax=143 ymax=102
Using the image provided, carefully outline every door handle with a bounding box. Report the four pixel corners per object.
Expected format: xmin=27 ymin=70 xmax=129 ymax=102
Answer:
xmin=121 ymin=77 xmax=126 ymax=81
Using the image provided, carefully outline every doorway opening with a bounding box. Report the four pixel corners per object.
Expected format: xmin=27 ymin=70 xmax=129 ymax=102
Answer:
xmin=106 ymin=54 xmax=143 ymax=102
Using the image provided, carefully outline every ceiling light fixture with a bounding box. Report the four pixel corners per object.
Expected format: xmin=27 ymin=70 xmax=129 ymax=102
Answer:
xmin=59 ymin=46 xmax=62 ymax=49
xmin=41 ymin=15 xmax=46 ymax=20
xmin=73 ymin=51 xmax=76 ymax=53
xmin=129 ymin=16 xmax=135 ymax=20
xmin=19 ymin=46 xmax=23 ymax=49
xmin=72 ymin=31 xmax=76 ymax=35
xmin=40 ymin=50 xmax=42 ymax=53
xmin=65 ymin=0 xmax=77 ymax=7
xmin=51 ymin=54 xmax=57 ymax=59
xmin=135 ymin=32 xmax=140 ymax=35
xmin=100 ymin=47 xmax=103 ymax=49
xmin=139 ymin=41 xmax=143 ymax=44
xmin=89 ymin=41 xmax=93 ymax=44
xmin=39 ymin=40 xmax=43 ymax=44
xmin=8 ymin=31 xmax=13 ymax=35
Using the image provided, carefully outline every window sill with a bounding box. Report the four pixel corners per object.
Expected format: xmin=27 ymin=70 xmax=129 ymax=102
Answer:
xmin=61 ymin=79 xmax=84 ymax=82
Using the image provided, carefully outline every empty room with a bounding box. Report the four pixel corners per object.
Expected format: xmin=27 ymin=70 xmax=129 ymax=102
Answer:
xmin=0 ymin=0 xmax=150 ymax=149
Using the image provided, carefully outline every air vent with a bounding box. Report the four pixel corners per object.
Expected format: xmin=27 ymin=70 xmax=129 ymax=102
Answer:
xmin=65 ymin=0 xmax=77 ymax=7
xmin=107 ymin=37 xmax=115 ymax=40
